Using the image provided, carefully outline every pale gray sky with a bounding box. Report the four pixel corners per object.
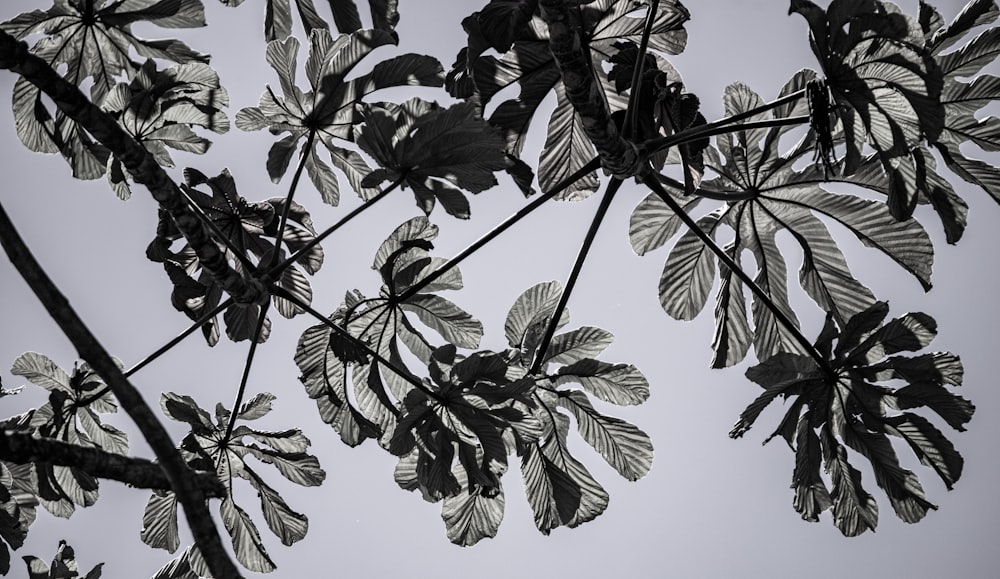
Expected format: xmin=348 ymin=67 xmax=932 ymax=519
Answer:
xmin=1 ymin=1 xmax=998 ymax=578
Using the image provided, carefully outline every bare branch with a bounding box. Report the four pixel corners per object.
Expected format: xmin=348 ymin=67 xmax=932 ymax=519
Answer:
xmin=0 ymin=431 xmax=225 ymax=498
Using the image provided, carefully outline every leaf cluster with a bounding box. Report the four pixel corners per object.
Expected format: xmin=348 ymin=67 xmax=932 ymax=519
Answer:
xmin=733 ymin=302 xmax=973 ymax=535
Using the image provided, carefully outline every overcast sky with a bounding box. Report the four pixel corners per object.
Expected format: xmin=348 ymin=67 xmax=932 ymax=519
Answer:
xmin=1 ymin=0 xmax=998 ymax=577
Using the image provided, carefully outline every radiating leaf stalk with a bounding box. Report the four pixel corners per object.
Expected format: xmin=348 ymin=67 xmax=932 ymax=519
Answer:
xmin=78 ymin=298 xmax=237 ymax=407
xmin=397 ymin=156 xmax=604 ymax=303
xmin=530 ymin=178 xmax=623 ymax=375
xmin=623 ymin=0 xmax=661 ymax=140
xmin=642 ymin=89 xmax=808 ymax=156
xmin=270 ymin=284 xmax=442 ymax=402
xmin=268 ymin=130 xmax=316 ymax=271
xmin=178 ymin=186 xmax=257 ymax=273
xmin=222 ymin=301 xmax=272 ymax=443
xmin=642 ymin=174 xmax=834 ymax=376
xmin=655 ymin=172 xmax=758 ymax=202
xmin=267 ymin=176 xmax=405 ymax=279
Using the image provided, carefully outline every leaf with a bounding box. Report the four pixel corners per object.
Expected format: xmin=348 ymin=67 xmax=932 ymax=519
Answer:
xmin=790 ymin=0 xmax=943 ymax=219
xmin=102 ymin=59 xmax=228 ymax=199
xmin=554 ymin=359 xmax=649 ymax=406
xmin=735 ymin=304 xmax=973 ymax=535
xmin=440 ymin=464 xmax=505 ymax=546
xmin=220 ymin=497 xmax=275 ymax=573
xmin=237 ymin=29 xmax=444 ymax=203
xmin=658 ymin=209 xmax=720 ymax=321
xmin=557 ymin=391 xmax=653 ymax=481
xmin=9 ymin=354 xmax=127 ymax=517
xmin=156 ymin=392 xmax=325 ymax=568
xmin=358 ymin=99 xmax=507 ymax=217
xmin=21 ymin=540 xmax=103 ymax=579
xmin=140 ymin=491 xmax=180 ymax=553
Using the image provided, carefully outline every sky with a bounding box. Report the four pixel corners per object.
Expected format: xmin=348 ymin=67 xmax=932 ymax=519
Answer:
xmin=1 ymin=0 xmax=998 ymax=578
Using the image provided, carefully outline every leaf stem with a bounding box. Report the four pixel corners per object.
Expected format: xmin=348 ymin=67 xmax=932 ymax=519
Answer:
xmin=530 ymin=178 xmax=623 ymax=375
xmin=654 ymin=172 xmax=758 ymax=202
xmin=126 ymin=298 xmax=235 ymax=378
xmin=268 ymin=130 xmax=316 ymax=270
xmin=266 ymin=176 xmax=403 ymax=279
xmin=78 ymin=298 xmax=236 ymax=407
xmin=642 ymin=174 xmax=834 ymax=377
xmin=397 ymin=157 xmax=602 ymax=303
xmin=222 ymin=302 xmax=271 ymax=443
xmin=0 ymin=201 xmax=242 ymax=579
xmin=642 ymin=89 xmax=807 ymax=154
xmin=622 ymin=0 xmax=660 ymax=140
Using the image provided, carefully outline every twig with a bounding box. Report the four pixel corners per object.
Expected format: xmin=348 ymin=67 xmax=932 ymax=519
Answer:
xmin=0 ymin=431 xmax=225 ymax=497
xmin=530 ymin=178 xmax=623 ymax=374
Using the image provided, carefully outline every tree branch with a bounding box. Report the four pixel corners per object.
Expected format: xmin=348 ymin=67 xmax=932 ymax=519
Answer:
xmin=0 ymin=29 xmax=264 ymax=307
xmin=0 ymin=431 xmax=225 ymax=498
xmin=538 ymin=0 xmax=638 ymax=177
xmin=0 ymin=201 xmax=242 ymax=579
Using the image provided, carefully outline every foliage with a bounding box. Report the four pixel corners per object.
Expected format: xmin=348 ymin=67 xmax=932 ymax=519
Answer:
xmin=0 ymin=0 xmax=998 ymax=576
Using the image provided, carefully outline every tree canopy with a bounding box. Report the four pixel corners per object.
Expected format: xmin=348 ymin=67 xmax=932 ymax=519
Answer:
xmin=0 ymin=0 xmax=998 ymax=577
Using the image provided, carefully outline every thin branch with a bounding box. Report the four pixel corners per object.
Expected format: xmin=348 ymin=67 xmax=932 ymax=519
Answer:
xmin=397 ymin=157 xmax=603 ymax=303
xmin=538 ymin=0 xmax=638 ymax=177
xmin=0 ymin=431 xmax=225 ymax=498
xmin=0 ymin=29 xmax=264 ymax=307
xmin=646 ymin=116 xmax=810 ymax=155
xmin=0 ymin=201 xmax=242 ymax=579
xmin=530 ymin=178 xmax=623 ymax=375
xmin=269 ymin=130 xmax=316 ymax=270
xmin=642 ymin=174 xmax=835 ymax=377
xmin=267 ymin=177 xmax=403 ymax=279
xmin=126 ymin=298 xmax=235 ymax=379
xmin=222 ymin=303 xmax=270 ymax=443
xmin=654 ymin=172 xmax=758 ymax=202
xmin=623 ymin=0 xmax=660 ymax=140
xmin=642 ymin=88 xmax=808 ymax=154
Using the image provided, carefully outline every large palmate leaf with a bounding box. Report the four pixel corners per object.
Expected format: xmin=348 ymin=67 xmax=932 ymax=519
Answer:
xmin=145 ymin=392 xmax=325 ymax=573
xmin=358 ymin=98 xmax=508 ymax=218
xmin=22 ymin=540 xmax=102 ymax=579
xmin=295 ymin=216 xmax=481 ymax=447
xmin=2 ymin=0 xmax=208 ymax=180
xmin=642 ymin=77 xmax=933 ymax=368
xmin=731 ymin=302 xmax=973 ymax=536
xmin=236 ymin=28 xmax=444 ymax=205
xmin=147 ymin=168 xmax=324 ymax=345
xmin=790 ymin=0 xmax=944 ymax=220
xmin=390 ymin=346 xmax=539 ymax=545
xmin=452 ymin=0 xmax=690 ymax=199
xmin=921 ymin=0 xmax=1000 ymax=217
xmin=102 ymin=59 xmax=229 ymax=200
xmin=502 ymin=282 xmax=653 ymax=534
xmin=9 ymin=353 xmax=128 ymax=519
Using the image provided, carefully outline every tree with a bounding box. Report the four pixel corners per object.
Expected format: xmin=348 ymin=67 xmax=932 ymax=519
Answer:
xmin=0 ymin=0 xmax=997 ymax=576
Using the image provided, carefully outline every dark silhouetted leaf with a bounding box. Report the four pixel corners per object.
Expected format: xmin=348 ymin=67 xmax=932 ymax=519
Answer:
xmin=146 ymin=168 xmax=323 ymax=344
xmin=236 ymin=29 xmax=444 ymax=204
